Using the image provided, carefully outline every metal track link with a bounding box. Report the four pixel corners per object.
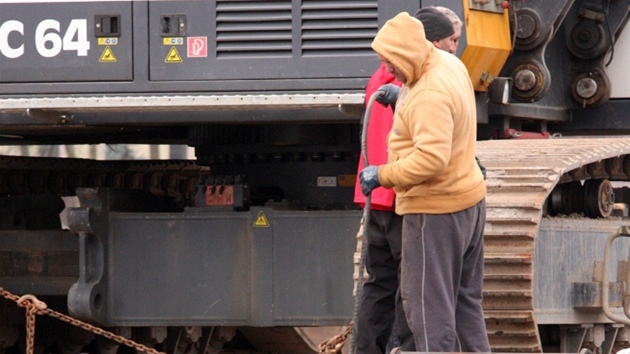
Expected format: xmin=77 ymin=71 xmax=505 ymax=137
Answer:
xmin=0 ymin=155 xmax=206 ymax=202
xmin=477 ymin=137 xmax=630 ymax=352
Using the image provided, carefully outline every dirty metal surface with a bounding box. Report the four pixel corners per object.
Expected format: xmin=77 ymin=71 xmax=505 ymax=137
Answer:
xmin=0 ymin=94 xmax=365 ymax=113
xmin=476 ymin=137 xmax=630 ymax=352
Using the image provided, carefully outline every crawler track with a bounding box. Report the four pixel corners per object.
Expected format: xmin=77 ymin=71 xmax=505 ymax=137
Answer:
xmin=0 ymin=155 xmax=205 ymax=204
xmin=476 ymin=137 xmax=630 ymax=352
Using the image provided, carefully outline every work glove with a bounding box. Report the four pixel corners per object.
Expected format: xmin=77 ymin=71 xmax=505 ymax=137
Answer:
xmin=375 ymin=84 xmax=400 ymax=108
xmin=359 ymin=165 xmax=381 ymax=196
xmin=476 ymin=156 xmax=487 ymax=180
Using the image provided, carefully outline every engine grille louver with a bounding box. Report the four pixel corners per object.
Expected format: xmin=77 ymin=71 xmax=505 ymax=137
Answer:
xmin=301 ymin=0 xmax=378 ymax=56
xmin=216 ymin=1 xmax=293 ymax=58
xmin=215 ymin=0 xmax=378 ymax=58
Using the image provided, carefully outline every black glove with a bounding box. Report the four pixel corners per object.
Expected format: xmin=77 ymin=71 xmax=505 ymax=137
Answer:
xmin=476 ymin=156 xmax=487 ymax=180
xmin=375 ymin=84 xmax=400 ymax=108
xmin=359 ymin=165 xmax=381 ymax=196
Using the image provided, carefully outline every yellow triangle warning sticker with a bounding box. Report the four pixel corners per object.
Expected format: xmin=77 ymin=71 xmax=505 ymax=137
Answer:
xmin=165 ymin=46 xmax=183 ymax=63
xmin=253 ymin=211 xmax=269 ymax=227
xmin=99 ymin=46 xmax=117 ymax=62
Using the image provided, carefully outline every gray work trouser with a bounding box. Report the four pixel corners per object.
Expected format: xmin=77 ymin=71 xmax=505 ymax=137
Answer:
xmin=400 ymin=199 xmax=490 ymax=352
xmin=356 ymin=210 xmax=415 ymax=354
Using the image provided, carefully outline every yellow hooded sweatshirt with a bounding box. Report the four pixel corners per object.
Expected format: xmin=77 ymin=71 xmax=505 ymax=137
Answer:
xmin=372 ymin=12 xmax=486 ymax=215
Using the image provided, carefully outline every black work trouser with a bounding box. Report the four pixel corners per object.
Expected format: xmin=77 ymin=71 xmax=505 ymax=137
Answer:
xmin=356 ymin=210 xmax=415 ymax=354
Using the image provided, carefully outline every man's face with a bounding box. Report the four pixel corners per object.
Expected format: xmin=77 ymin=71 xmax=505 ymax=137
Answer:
xmin=432 ymin=37 xmax=452 ymax=53
xmin=432 ymin=22 xmax=460 ymax=55
xmin=449 ymin=22 xmax=462 ymax=54
xmin=379 ymin=54 xmax=407 ymax=84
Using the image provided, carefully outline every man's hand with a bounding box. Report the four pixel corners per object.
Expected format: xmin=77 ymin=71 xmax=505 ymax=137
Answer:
xmin=359 ymin=165 xmax=381 ymax=196
xmin=375 ymin=84 xmax=400 ymax=108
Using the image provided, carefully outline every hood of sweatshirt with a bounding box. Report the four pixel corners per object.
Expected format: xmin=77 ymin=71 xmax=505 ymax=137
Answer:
xmin=371 ymin=12 xmax=433 ymax=85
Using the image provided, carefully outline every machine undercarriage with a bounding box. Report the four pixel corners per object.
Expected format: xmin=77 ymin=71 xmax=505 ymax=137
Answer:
xmin=4 ymin=0 xmax=630 ymax=353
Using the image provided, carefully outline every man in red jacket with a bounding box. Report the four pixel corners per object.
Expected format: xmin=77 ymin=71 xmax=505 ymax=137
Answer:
xmin=353 ymin=7 xmax=458 ymax=354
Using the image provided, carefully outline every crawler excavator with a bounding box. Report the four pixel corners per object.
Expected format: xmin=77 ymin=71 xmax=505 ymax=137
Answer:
xmin=2 ymin=0 xmax=630 ymax=353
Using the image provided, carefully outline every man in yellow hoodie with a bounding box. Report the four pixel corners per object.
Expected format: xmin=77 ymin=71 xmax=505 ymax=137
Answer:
xmin=359 ymin=12 xmax=489 ymax=352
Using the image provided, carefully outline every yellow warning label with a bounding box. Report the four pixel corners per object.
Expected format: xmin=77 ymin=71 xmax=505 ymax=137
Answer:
xmin=98 ymin=38 xmax=118 ymax=46
xmin=163 ymin=37 xmax=184 ymax=45
xmin=165 ymin=46 xmax=183 ymax=63
xmin=99 ymin=46 xmax=117 ymax=62
xmin=253 ymin=211 xmax=269 ymax=227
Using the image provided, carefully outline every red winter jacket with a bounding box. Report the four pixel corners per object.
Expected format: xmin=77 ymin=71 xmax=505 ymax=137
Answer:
xmin=354 ymin=63 xmax=401 ymax=211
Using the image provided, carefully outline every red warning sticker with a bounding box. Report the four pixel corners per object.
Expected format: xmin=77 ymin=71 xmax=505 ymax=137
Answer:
xmin=187 ymin=36 xmax=207 ymax=58
xmin=206 ymin=185 xmax=234 ymax=206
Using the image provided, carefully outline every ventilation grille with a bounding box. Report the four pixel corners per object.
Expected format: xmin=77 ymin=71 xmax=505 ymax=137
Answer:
xmin=301 ymin=0 xmax=378 ymax=56
xmin=216 ymin=0 xmax=293 ymax=58
xmin=215 ymin=0 xmax=379 ymax=58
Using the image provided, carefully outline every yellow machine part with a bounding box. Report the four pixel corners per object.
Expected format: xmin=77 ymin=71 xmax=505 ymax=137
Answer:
xmin=460 ymin=2 xmax=512 ymax=92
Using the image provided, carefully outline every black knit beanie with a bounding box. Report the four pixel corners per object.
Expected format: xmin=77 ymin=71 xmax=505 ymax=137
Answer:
xmin=414 ymin=7 xmax=455 ymax=42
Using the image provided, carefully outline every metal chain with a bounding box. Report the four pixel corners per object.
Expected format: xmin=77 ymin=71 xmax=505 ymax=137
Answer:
xmin=318 ymin=324 xmax=352 ymax=354
xmin=1 ymin=287 xmax=166 ymax=354
xmin=24 ymin=302 xmax=38 ymax=354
